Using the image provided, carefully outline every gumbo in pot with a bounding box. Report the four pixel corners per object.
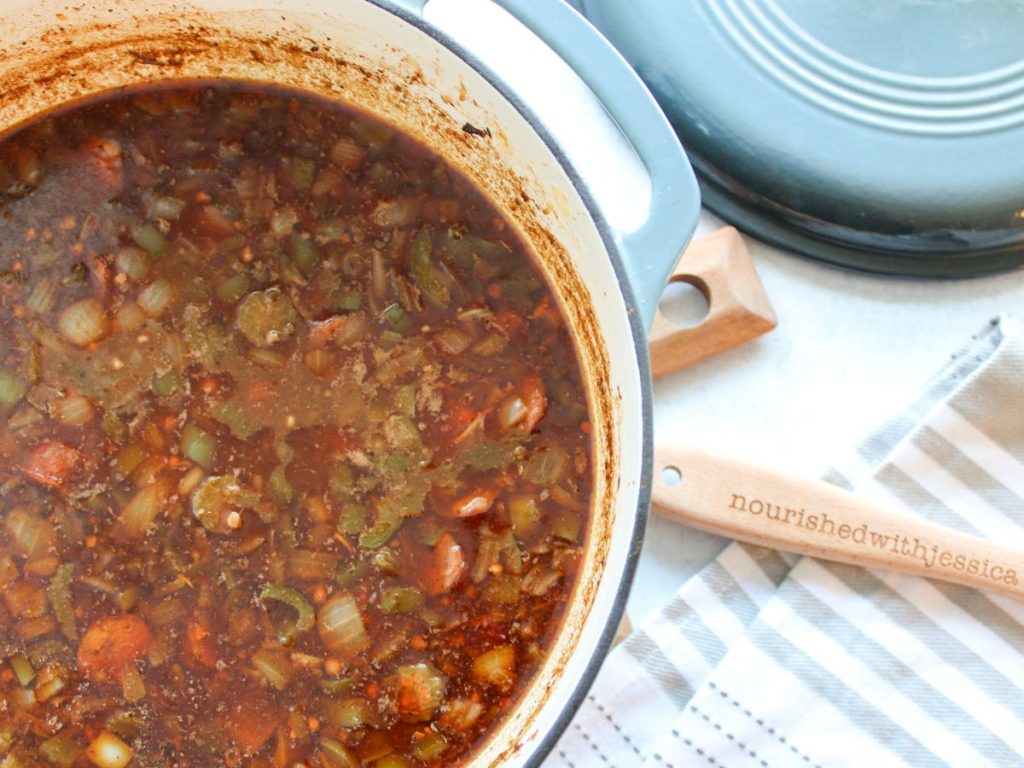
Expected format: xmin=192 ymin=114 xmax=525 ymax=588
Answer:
xmin=0 ymin=82 xmax=592 ymax=768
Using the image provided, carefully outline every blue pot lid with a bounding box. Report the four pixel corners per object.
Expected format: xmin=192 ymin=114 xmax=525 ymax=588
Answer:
xmin=574 ymin=0 xmax=1024 ymax=277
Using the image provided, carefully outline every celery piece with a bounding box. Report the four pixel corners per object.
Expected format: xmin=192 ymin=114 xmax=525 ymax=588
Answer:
xmin=180 ymin=424 xmax=216 ymax=470
xmin=258 ymin=583 xmax=315 ymax=644
xmin=409 ymin=227 xmax=449 ymax=307
xmin=0 ymin=369 xmax=28 ymax=412
xmin=132 ymin=224 xmax=169 ymax=257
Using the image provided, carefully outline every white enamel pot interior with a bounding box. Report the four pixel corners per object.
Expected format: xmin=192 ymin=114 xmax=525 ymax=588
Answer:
xmin=0 ymin=1 xmax=699 ymax=764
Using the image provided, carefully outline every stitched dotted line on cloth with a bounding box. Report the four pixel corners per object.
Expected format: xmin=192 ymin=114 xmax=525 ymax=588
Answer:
xmin=571 ymin=722 xmax=613 ymax=764
xmin=588 ymin=694 xmax=645 ymax=757
xmin=708 ymin=682 xmax=822 ymax=768
xmin=657 ymin=736 xmax=713 ymax=767
xmin=679 ymin=704 xmax=769 ymax=767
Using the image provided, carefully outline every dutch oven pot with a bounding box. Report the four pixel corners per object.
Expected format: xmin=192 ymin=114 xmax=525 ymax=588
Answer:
xmin=0 ymin=1 xmax=700 ymax=764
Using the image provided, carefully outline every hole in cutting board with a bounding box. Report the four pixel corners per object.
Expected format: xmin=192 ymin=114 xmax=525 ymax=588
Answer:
xmin=661 ymin=466 xmax=682 ymax=486
xmin=659 ymin=280 xmax=709 ymax=328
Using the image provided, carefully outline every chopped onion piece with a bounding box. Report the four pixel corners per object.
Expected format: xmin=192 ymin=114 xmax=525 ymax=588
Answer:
xmin=372 ymin=197 xmax=420 ymax=228
xmin=317 ymin=592 xmax=369 ymax=658
xmin=120 ymin=480 xmax=170 ymax=541
xmin=57 ymin=298 xmax=108 ymax=346
xmin=52 ymin=394 xmax=94 ymax=427
xmin=496 ymin=396 xmax=528 ymax=432
xmin=85 ymin=731 xmax=133 ymax=768
xmin=115 ymin=247 xmax=151 ymax=281
xmin=137 ymin=278 xmax=174 ymax=317
xmin=470 ymin=645 xmax=516 ymax=691
xmin=113 ymin=301 xmax=146 ymax=333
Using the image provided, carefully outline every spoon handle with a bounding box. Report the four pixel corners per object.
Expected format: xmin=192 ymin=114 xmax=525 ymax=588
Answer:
xmin=653 ymin=443 xmax=1024 ymax=599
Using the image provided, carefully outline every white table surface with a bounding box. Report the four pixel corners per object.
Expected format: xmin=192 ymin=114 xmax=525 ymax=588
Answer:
xmin=424 ymin=0 xmax=1024 ymax=624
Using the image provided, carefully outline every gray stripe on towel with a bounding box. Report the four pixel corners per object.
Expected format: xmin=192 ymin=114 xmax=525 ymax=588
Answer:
xmin=915 ymin=426 xmax=1024 ymax=524
xmin=751 ymin=622 xmax=945 ymax=767
xmin=830 ymin=566 xmax=1024 ymax=723
xmin=875 ymin=463 xmax=981 ymax=536
xmin=739 ymin=543 xmax=796 ymax=588
xmin=700 ymin=561 xmax=761 ymax=627
xmin=662 ymin=596 xmax=728 ymax=667
xmin=622 ymin=632 xmax=694 ymax=709
xmin=782 ymin=581 xmax=1017 ymax=764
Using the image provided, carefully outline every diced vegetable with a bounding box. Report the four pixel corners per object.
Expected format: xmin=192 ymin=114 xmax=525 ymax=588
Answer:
xmin=57 ymin=298 xmax=108 ymax=346
xmin=180 ymin=423 xmax=216 ymax=469
xmin=270 ymin=206 xmax=299 ymax=236
xmin=115 ymin=247 xmax=151 ymax=281
xmin=85 ymin=732 xmax=133 ymax=768
xmin=287 ymin=156 xmax=317 ymax=191
xmin=39 ymin=732 xmax=83 ymax=768
xmin=25 ymin=278 xmax=58 ymax=315
xmin=388 ymin=662 xmax=447 ymax=723
xmin=132 ymin=223 xmax=169 ymax=257
xmin=51 ymin=394 xmax=94 ymax=426
xmin=375 ymin=756 xmax=415 ymax=768
xmin=236 ymin=287 xmax=299 ymax=346
xmin=146 ymin=195 xmax=185 ymax=221
xmin=288 ymin=549 xmax=338 ymax=581
xmin=326 ymin=697 xmax=380 ymax=729
xmin=471 ymin=645 xmax=516 ymax=691
xmin=379 ymin=586 xmax=424 ymax=614
xmin=424 ymin=532 xmax=465 ymax=595
xmin=137 ymin=278 xmax=175 ymax=317
xmin=9 ymin=654 xmax=34 ymax=686
xmin=215 ymin=272 xmax=250 ymax=303
xmin=19 ymin=440 xmax=81 ymax=488
xmin=450 ymin=488 xmax=496 ymax=518
xmin=329 ymin=136 xmax=365 ymax=169
xmin=120 ymin=666 xmax=145 ymax=702
xmin=0 ymin=369 xmax=28 ymax=411
xmin=438 ymin=697 xmax=484 ymax=734
xmin=523 ymin=445 xmax=568 ymax=485
xmin=290 ymin=232 xmax=321 ymax=275
xmin=77 ymin=614 xmax=153 ymax=682
xmin=551 ymin=508 xmax=581 ymax=542
xmin=411 ymin=730 xmax=448 ymax=761
xmin=509 ymin=494 xmax=542 ymax=537
xmin=113 ymin=301 xmax=146 ymax=333
xmin=119 ymin=479 xmax=170 ymax=540
xmin=191 ymin=475 xmax=260 ymax=534
xmin=259 ymin=583 xmax=315 ymax=644
xmin=151 ymin=369 xmax=182 ymax=397
xmin=252 ymin=647 xmax=292 ymax=691
xmin=359 ymin=501 xmax=404 ymax=550
xmin=409 ymin=227 xmax=450 ymax=306
xmin=320 ymin=738 xmax=361 ymax=768
xmin=4 ymin=510 xmax=55 ymax=559
xmin=209 ymin=401 xmax=262 ymax=440
xmin=317 ymin=592 xmax=369 ymax=658
xmin=184 ymin=613 xmax=218 ymax=669
xmin=48 ymin=563 xmax=79 ymax=642
xmin=372 ymin=198 xmax=419 ymax=228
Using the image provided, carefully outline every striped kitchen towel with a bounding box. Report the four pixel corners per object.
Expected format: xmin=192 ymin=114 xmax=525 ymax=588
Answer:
xmin=549 ymin=314 xmax=1024 ymax=767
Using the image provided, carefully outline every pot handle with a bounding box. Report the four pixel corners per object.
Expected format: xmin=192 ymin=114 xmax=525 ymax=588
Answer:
xmin=390 ymin=0 xmax=700 ymax=332
xmin=489 ymin=0 xmax=700 ymax=332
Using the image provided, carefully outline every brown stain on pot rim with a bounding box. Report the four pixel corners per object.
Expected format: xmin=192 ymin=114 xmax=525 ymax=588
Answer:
xmin=0 ymin=3 xmax=622 ymax=764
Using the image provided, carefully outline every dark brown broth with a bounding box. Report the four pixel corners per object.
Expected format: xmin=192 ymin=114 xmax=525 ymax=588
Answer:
xmin=0 ymin=82 xmax=591 ymax=767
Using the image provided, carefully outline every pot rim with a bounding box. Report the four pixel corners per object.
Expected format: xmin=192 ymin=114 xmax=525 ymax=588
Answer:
xmin=365 ymin=1 xmax=654 ymax=764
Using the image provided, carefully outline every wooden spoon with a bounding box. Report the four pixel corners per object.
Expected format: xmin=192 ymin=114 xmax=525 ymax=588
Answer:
xmin=652 ymin=445 xmax=1024 ymax=598
xmin=653 ymin=229 xmax=1023 ymax=599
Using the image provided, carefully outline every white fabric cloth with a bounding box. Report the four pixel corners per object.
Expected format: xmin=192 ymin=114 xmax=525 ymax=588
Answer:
xmin=548 ymin=315 xmax=1024 ymax=767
